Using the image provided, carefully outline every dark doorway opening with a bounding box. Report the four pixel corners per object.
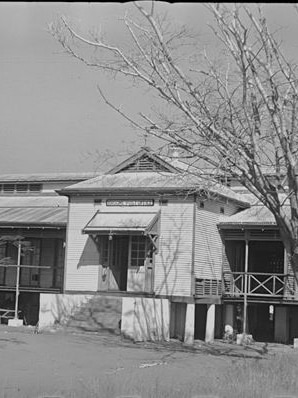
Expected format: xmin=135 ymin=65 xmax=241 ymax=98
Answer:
xmin=249 ymin=241 xmax=284 ymax=273
xmin=109 ymin=236 xmax=129 ymax=291
xmin=194 ymin=304 xmax=207 ymax=340
xmin=19 ymin=292 xmax=40 ymax=326
xmin=248 ymin=303 xmax=274 ymax=342
xmin=0 ymin=291 xmax=40 ymax=326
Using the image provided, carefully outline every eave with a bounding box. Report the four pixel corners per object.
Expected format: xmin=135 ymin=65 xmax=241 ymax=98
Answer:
xmin=218 ymin=223 xmax=278 ymax=230
xmin=57 ymin=187 xmax=250 ymax=208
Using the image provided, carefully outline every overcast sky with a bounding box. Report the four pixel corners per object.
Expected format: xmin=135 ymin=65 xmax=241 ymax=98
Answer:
xmin=0 ymin=2 xmax=296 ymax=174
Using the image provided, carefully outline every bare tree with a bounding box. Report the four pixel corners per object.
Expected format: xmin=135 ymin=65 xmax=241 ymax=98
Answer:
xmin=50 ymin=2 xmax=298 ymax=273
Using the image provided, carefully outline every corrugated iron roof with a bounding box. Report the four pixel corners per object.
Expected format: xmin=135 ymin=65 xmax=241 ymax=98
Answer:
xmin=0 ymin=172 xmax=100 ymax=183
xmin=0 ymin=196 xmax=68 ymax=207
xmin=0 ymin=207 xmax=67 ymax=227
xmin=83 ymin=211 xmax=159 ymax=234
xmin=61 ymin=172 xmax=250 ymax=206
xmin=218 ymin=205 xmax=285 ymax=226
xmin=0 ymin=195 xmax=68 ymax=227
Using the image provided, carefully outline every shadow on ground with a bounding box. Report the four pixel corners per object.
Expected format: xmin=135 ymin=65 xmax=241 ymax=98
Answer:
xmin=55 ymin=324 xmax=293 ymax=360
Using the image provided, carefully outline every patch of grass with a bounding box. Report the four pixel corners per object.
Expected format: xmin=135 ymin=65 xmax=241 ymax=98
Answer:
xmin=220 ymin=352 xmax=298 ymax=398
xmin=62 ymin=351 xmax=298 ymax=398
xmin=66 ymin=375 xmax=185 ymax=398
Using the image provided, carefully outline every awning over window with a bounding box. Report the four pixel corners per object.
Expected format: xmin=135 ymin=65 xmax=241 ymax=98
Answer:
xmin=82 ymin=211 xmax=160 ymax=235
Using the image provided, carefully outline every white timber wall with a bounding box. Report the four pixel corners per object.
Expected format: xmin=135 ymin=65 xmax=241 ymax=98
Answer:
xmin=154 ymin=198 xmax=194 ymax=296
xmin=65 ymin=196 xmax=161 ymax=292
xmin=39 ymin=293 xmax=92 ymax=328
xmin=195 ymin=199 xmax=239 ymax=280
xmin=65 ymin=197 xmax=100 ymax=291
xmin=121 ymin=297 xmax=170 ymax=341
xmin=66 ymin=195 xmax=219 ymax=296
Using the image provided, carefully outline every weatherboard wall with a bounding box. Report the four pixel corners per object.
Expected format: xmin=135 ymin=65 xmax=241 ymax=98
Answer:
xmin=154 ymin=197 xmax=194 ymax=296
xmin=194 ymin=199 xmax=239 ymax=280
xmin=64 ymin=196 xmax=161 ymax=292
xmin=64 ymin=192 xmax=240 ymax=296
xmin=64 ymin=197 xmax=100 ymax=291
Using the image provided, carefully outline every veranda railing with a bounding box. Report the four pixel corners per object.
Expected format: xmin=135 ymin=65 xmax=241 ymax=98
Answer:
xmin=223 ymin=271 xmax=296 ymax=299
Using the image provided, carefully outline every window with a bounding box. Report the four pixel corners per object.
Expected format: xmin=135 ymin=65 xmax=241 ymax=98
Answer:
xmin=99 ymin=236 xmax=109 ymax=266
xmin=32 ymin=274 xmax=39 ymax=282
xmin=159 ymin=199 xmax=168 ymax=206
xmin=0 ymin=183 xmax=42 ymax=194
xmin=28 ymin=184 xmax=42 ymax=192
xmin=20 ymin=238 xmax=41 ymax=287
xmin=131 ymin=236 xmax=148 ymax=267
xmin=52 ymin=239 xmax=65 ymax=289
xmin=269 ymin=305 xmax=274 ymax=321
xmin=3 ymin=184 xmax=15 ymax=193
xmin=99 ymin=235 xmax=151 ymax=268
xmin=16 ymin=184 xmax=28 ymax=193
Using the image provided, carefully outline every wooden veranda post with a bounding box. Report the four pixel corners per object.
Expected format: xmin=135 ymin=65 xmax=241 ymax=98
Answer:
xmin=243 ymin=238 xmax=249 ymax=335
xmin=14 ymin=240 xmax=22 ymax=320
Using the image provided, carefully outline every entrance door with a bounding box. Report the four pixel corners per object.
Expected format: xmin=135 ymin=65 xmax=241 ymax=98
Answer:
xmin=109 ymin=236 xmax=129 ymax=291
xmin=248 ymin=304 xmax=274 ymax=342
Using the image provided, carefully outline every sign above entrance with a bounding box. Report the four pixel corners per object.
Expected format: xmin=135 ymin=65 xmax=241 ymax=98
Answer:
xmin=106 ymin=199 xmax=154 ymax=207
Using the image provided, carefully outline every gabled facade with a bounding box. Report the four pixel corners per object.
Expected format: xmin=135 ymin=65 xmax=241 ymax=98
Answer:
xmin=58 ymin=148 xmax=249 ymax=343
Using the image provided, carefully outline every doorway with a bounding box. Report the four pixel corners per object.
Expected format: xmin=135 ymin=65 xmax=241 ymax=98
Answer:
xmin=19 ymin=292 xmax=40 ymax=326
xmin=109 ymin=236 xmax=129 ymax=291
xmin=194 ymin=304 xmax=207 ymax=340
xmin=248 ymin=304 xmax=274 ymax=342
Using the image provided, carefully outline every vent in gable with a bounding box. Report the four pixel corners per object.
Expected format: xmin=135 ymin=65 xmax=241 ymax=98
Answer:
xmin=119 ymin=155 xmax=170 ymax=173
xmin=222 ymin=230 xmax=245 ymax=240
xmin=221 ymin=229 xmax=281 ymax=241
xmin=249 ymin=229 xmax=280 ymax=240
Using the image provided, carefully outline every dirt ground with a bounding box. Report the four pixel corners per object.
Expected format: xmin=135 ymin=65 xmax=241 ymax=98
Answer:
xmin=0 ymin=325 xmax=294 ymax=398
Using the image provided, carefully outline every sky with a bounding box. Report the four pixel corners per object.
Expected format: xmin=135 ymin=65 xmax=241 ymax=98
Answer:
xmin=0 ymin=2 xmax=297 ymax=174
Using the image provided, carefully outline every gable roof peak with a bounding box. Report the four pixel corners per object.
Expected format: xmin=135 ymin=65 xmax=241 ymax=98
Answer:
xmin=106 ymin=147 xmax=180 ymax=175
xmin=140 ymin=146 xmax=151 ymax=152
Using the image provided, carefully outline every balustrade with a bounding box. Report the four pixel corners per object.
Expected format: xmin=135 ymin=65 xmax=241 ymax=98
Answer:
xmin=223 ymin=271 xmax=296 ymax=299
